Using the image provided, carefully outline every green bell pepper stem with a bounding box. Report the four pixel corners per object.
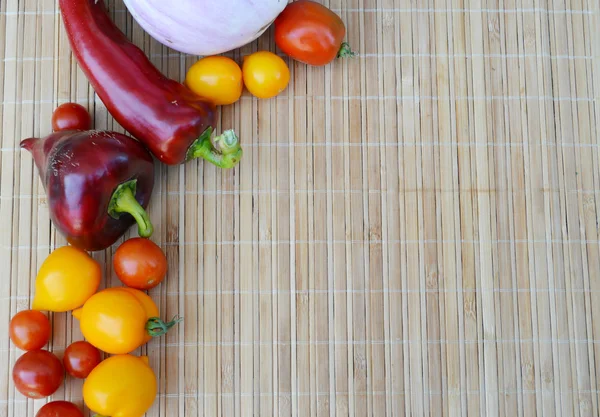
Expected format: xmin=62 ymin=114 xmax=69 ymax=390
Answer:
xmin=108 ymin=179 xmax=153 ymax=238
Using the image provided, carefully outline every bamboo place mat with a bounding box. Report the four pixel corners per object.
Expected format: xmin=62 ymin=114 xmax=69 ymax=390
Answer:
xmin=1 ymin=0 xmax=600 ymax=416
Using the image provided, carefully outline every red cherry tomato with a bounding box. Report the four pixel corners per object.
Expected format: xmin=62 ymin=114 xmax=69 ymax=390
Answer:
xmin=63 ymin=341 xmax=102 ymax=379
xmin=51 ymin=103 xmax=92 ymax=132
xmin=36 ymin=401 xmax=83 ymax=417
xmin=274 ymin=0 xmax=356 ymax=66
xmin=113 ymin=238 xmax=167 ymax=290
xmin=9 ymin=310 xmax=51 ymax=351
xmin=13 ymin=350 xmax=64 ymax=399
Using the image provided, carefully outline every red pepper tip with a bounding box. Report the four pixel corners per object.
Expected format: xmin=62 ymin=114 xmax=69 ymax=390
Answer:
xmin=20 ymin=138 xmax=36 ymax=151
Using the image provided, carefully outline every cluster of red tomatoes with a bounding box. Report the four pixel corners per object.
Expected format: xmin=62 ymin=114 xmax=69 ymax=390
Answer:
xmin=10 ymin=311 xmax=100 ymax=416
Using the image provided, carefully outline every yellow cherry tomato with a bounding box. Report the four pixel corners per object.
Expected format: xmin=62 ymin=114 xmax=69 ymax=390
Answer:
xmin=185 ymin=56 xmax=243 ymax=105
xmin=242 ymin=51 xmax=290 ymax=99
xmin=72 ymin=287 xmax=180 ymax=354
xmin=83 ymin=354 xmax=157 ymax=417
xmin=32 ymin=246 xmax=101 ymax=312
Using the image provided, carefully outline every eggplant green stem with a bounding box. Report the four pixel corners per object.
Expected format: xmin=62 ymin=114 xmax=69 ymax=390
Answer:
xmin=146 ymin=315 xmax=183 ymax=337
xmin=337 ymin=42 xmax=357 ymax=58
xmin=186 ymin=127 xmax=243 ymax=169
xmin=108 ymin=179 xmax=154 ymax=238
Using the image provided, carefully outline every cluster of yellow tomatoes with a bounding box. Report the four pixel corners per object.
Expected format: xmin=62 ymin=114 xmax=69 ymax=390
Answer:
xmin=184 ymin=0 xmax=359 ymax=106
xmin=185 ymin=51 xmax=291 ymax=105
xmin=9 ymin=238 xmax=176 ymax=417
xmin=184 ymin=0 xmax=358 ymax=106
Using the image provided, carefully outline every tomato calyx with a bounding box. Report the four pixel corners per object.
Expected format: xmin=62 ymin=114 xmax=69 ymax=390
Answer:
xmin=145 ymin=315 xmax=183 ymax=337
xmin=337 ymin=42 xmax=357 ymax=59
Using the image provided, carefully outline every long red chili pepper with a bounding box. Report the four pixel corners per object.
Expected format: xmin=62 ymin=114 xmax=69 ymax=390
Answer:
xmin=58 ymin=0 xmax=242 ymax=168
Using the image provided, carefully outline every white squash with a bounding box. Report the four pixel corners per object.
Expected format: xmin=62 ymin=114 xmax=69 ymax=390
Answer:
xmin=123 ymin=0 xmax=288 ymax=56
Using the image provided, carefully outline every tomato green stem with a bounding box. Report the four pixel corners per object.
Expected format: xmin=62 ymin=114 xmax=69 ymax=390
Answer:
xmin=108 ymin=180 xmax=154 ymax=238
xmin=186 ymin=127 xmax=243 ymax=169
xmin=146 ymin=315 xmax=183 ymax=337
xmin=337 ymin=42 xmax=357 ymax=58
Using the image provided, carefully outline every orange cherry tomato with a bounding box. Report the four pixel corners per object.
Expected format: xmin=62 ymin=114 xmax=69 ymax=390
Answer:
xmin=9 ymin=310 xmax=51 ymax=351
xmin=31 ymin=246 xmax=102 ymax=313
xmin=274 ymin=0 xmax=356 ymax=66
xmin=63 ymin=341 xmax=102 ymax=379
xmin=185 ymin=56 xmax=243 ymax=105
xmin=242 ymin=51 xmax=290 ymax=99
xmin=73 ymin=287 xmax=180 ymax=355
xmin=113 ymin=238 xmax=167 ymax=290
xmin=83 ymin=355 xmax=157 ymax=417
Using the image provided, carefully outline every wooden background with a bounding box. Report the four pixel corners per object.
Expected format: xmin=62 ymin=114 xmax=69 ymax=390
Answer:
xmin=1 ymin=0 xmax=600 ymax=416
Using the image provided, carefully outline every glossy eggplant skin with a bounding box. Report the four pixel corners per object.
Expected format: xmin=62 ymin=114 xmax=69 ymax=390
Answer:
xmin=21 ymin=130 xmax=155 ymax=252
